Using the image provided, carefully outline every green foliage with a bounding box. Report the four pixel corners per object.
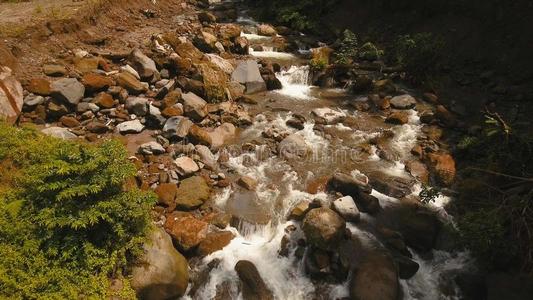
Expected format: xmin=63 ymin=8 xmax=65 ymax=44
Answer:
xmin=310 ymin=57 xmax=328 ymax=71
xmin=390 ymin=33 xmax=445 ymax=81
xmin=333 ymin=29 xmax=359 ymax=65
xmin=358 ymin=42 xmax=384 ymax=61
xmin=419 ymin=184 xmax=441 ymax=204
xmin=0 ymin=123 xmax=155 ymax=299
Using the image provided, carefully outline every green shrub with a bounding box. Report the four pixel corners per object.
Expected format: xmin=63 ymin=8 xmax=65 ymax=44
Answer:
xmin=358 ymin=42 xmax=383 ymax=61
xmin=310 ymin=57 xmax=328 ymax=71
xmin=333 ymin=29 xmax=359 ymax=65
xmin=0 ymin=123 xmax=155 ymax=299
xmin=390 ymin=33 xmax=444 ymax=81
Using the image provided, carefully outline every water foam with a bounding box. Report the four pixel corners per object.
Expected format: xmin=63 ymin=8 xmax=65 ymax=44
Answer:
xmin=275 ymin=65 xmax=315 ymax=99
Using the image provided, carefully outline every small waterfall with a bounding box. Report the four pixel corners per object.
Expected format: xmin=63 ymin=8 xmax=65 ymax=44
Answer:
xmin=275 ymin=65 xmax=315 ymax=99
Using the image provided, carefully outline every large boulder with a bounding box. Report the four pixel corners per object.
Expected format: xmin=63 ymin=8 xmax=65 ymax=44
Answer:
xmin=198 ymin=63 xmax=228 ymax=103
xmin=302 ymin=207 xmax=346 ymax=250
xmin=164 ymin=212 xmax=208 ymax=251
xmin=390 ymin=94 xmax=416 ymax=109
xmin=231 ymin=60 xmax=267 ymax=94
xmin=278 ymin=133 xmax=311 ymax=160
xmin=209 ymin=122 xmax=236 ymax=149
xmin=175 ymin=176 xmax=210 ymax=210
xmin=41 ymin=127 xmax=77 ymax=140
xmin=369 ymin=172 xmax=416 ymax=199
xmin=327 ymin=173 xmax=381 ymax=214
xmin=234 ymin=260 xmax=274 ymax=300
xmin=130 ymin=49 xmax=159 ymax=80
xmin=206 ymin=54 xmax=235 ymax=75
xmin=257 ymin=24 xmax=277 ymax=36
xmin=349 ymin=251 xmax=399 ymax=300
xmin=50 ymin=78 xmax=85 ymax=106
xmin=426 ymin=152 xmax=456 ymax=186
xmin=0 ymin=67 xmax=23 ymax=124
xmin=81 ymin=73 xmax=114 ymax=92
xmin=332 ymin=196 xmax=360 ymax=222
xmin=197 ymin=231 xmax=235 ymax=256
xmin=395 ymin=200 xmax=442 ymax=252
xmin=131 ymin=227 xmax=189 ymax=299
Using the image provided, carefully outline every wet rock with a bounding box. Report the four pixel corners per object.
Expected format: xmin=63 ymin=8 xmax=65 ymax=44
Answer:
xmin=385 ymin=111 xmax=409 ymax=125
xmin=175 ymin=176 xmax=210 ymax=210
xmin=130 ymin=49 xmax=159 ymax=80
xmin=126 ymin=96 xmax=148 ymax=116
xmin=369 ymin=173 xmax=415 ymax=199
xmin=257 ymin=24 xmax=277 ymax=36
xmin=435 ymin=105 xmax=457 ymax=127
xmin=394 ymin=254 xmax=419 ymax=279
xmin=328 ymin=172 xmax=372 ymax=196
xmin=81 ymin=73 xmax=114 ymax=92
xmin=332 ymin=196 xmax=360 ymax=223
xmin=231 ymin=60 xmax=267 ymax=94
xmin=139 ymin=141 xmax=166 ymax=155
xmin=289 ymin=201 xmax=311 ymax=220
xmin=356 ymin=192 xmax=382 ymax=214
xmin=286 ymin=114 xmax=305 ymax=130
xmin=50 ymin=78 xmax=85 ymax=106
xmin=350 ymin=251 xmax=399 ymax=300
xmin=155 ymin=183 xmax=177 ymax=210
xmin=116 ymin=72 xmax=147 ymax=95
xmin=174 ymin=156 xmax=199 ymax=176
xmin=43 ymin=64 xmax=67 ymax=77
xmin=182 ymin=92 xmax=208 ymax=121
xmin=234 ymin=260 xmax=274 ymax=300
xmin=0 ymin=67 xmax=23 ymax=123
xmin=302 ymin=207 xmax=346 ymax=250
xmin=41 ymin=127 xmax=77 ymax=140
xmin=27 ymin=78 xmax=51 ymax=96
xmin=163 ymin=116 xmax=193 ymax=139
xmin=164 ymin=212 xmax=208 ymax=251
xmin=311 ymin=108 xmax=346 ymax=125
xmin=352 ymin=75 xmax=373 ymax=93
xmin=396 ymin=200 xmax=442 ymax=252
xmin=405 ymin=160 xmax=429 ymax=184
xmin=131 ymin=227 xmax=189 ymax=299
xmin=278 ymin=133 xmax=311 ymax=160
xmin=426 ymin=152 xmax=456 ymax=186
xmin=390 ymin=94 xmax=416 ymax=109
xmin=117 ymin=119 xmax=144 ymax=134
xmin=197 ymin=231 xmax=235 ymax=256
xmin=237 ymin=176 xmax=258 ymax=191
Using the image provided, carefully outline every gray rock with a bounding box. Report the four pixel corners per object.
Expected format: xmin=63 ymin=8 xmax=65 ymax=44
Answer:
xmin=41 ymin=127 xmax=78 ymax=140
xmin=206 ymin=54 xmax=234 ymax=74
xmin=195 ymin=145 xmax=217 ymax=170
xmin=139 ymin=141 xmax=166 ymax=155
xmin=146 ymin=104 xmax=166 ymax=128
xmin=131 ymin=227 xmax=189 ymax=299
xmin=129 ymin=49 xmax=159 ymax=80
xmin=390 ymin=94 xmax=417 ymax=109
xmin=163 ymin=116 xmax=193 ymax=139
xmin=209 ymin=122 xmax=236 ymax=149
xmin=0 ymin=67 xmax=23 ymax=124
xmin=278 ymin=133 xmax=311 ymax=160
xmin=23 ymin=94 xmax=45 ymax=107
xmin=231 ymin=60 xmax=267 ymax=94
xmin=117 ymin=119 xmax=144 ymax=134
xmin=332 ymin=196 xmax=360 ymax=222
xmin=50 ymin=78 xmax=85 ymax=105
xmin=181 ymin=92 xmax=207 ymax=121
xmin=311 ymin=107 xmax=346 ymax=125
xmin=77 ymin=102 xmax=100 ymax=113
xmin=125 ymin=97 xmax=149 ymax=116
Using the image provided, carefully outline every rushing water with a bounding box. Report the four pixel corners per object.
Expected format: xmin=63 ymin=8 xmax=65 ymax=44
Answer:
xmin=190 ymin=8 xmax=472 ymax=299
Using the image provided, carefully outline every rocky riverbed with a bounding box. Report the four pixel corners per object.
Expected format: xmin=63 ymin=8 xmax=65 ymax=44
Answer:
xmin=0 ymin=0 xmax=477 ymax=299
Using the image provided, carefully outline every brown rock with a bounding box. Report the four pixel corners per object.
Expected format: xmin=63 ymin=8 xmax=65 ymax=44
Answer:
xmin=237 ymin=176 xmax=258 ymax=191
xmin=405 ymin=160 xmax=429 ymax=184
xmin=386 ymin=111 xmax=409 ymax=125
xmin=423 ymin=92 xmax=439 ymax=104
xmin=94 ymin=92 xmax=114 ymax=108
xmin=175 ymin=176 xmax=211 ymax=210
xmin=74 ymin=57 xmax=99 ymax=74
xmin=164 ymin=212 xmax=208 ymax=251
xmin=43 ymin=64 xmax=67 ymax=77
xmin=197 ymin=231 xmax=235 ymax=256
xmin=116 ymin=72 xmax=147 ymax=95
xmin=435 ymin=105 xmax=456 ymax=127
xmin=155 ymin=183 xmax=177 ymax=210
xmin=289 ymin=201 xmax=311 ymax=220
xmin=306 ymin=176 xmax=330 ymax=194
xmin=188 ymin=125 xmax=213 ymax=147
xmin=426 ymin=153 xmax=456 ymax=186
xmin=27 ymin=78 xmax=51 ymax=96
xmin=162 ymin=105 xmax=183 ymax=118
xmin=59 ymin=115 xmax=80 ymax=128
xmin=82 ymin=73 xmax=114 ymax=92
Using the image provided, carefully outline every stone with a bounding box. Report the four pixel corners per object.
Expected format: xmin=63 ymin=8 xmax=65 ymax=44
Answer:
xmin=50 ymin=78 xmax=85 ymax=106
xmin=46 ymin=101 xmax=69 ymax=118
xmin=130 ymin=49 xmax=159 ymax=80
xmin=390 ymin=94 xmax=417 ymax=109
xmin=116 ymin=120 xmax=144 ymax=134
xmin=332 ymin=196 xmax=360 ymax=222
xmin=59 ymin=116 xmax=80 ymax=128
xmin=116 ymin=72 xmax=147 ymax=95
xmin=405 ymin=160 xmax=429 ymax=184
xmin=206 ymin=54 xmax=234 ymax=74
xmin=41 ymin=127 xmax=77 ymax=140
xmin=181 ymin=92 xmax=207 ymax=121
xmin=395 ymin=255 xmax=419 ymax=279
xmin=93 ymin=92 xmax=114 ymax=108
xmin=146 ymin=104 xmax=166 ymax=128
xmin=139 ymin=141 xmax=166 ymax=155
xmin=396 ymin=202 xmax=442 ymax=252
xmin=257 ymin=24 xmax=277 ymax=36
xmin=163 ymin=116 xmax=193 ymax=139
xmin=0 ymin=67 xmax=23 ymax=123
xmin=174 ymin=156 xmax=200 ymax=176
xmin=435 ymin=105 xmax=457 ymax=127
xmin=131 ymin=228 xmax=189 ymax=299
xmin=426 ymin=152 xmax=456 ymax=186
xmin=23 ymin=94 xmax=45 ymax=107
xmin=302 ymin=207 xmax=346 ymax=250
xmin=234 ymin=260 xmax=274 ymax=300
xmin=125 ymin=97 xmax=149 ymax=116
xmin=194 ymin=31 xmax=218 ymax=52
xmin=369 ymin=172 xmax=415 ymax=199
xmin=27 ymin=78 xmax=51 ymax=95
xmin=164 ymin=212 xmax=208 ymax=251
xmin=232 ymin=36 xmax=249 ymax=55
xmin=195 ymin=145 xmax=217 ymax=170
xmin=175 ymin=176 xmax=211 ymax=210
xmin=155 ymin=183 xmax=177 ymax=209
xmin=237 ymin=176 xmax=258 ymax=191
xmin=120 ymin=64 xmax=141 ymax=80
xmin=278 ymin=133 xmax=311 ymax=160
xmin=86 ymin=121 xmax=108 ymax=134
xmin=289 ymin=201 xmax=310 ymax=220
xmin=81 ymin=73 xmax=114 ymax=92
xmin=209 ymin=123 xmax=236 ymax=149
xmin=219 ymin=23 xmax=242 ymax=41
xmin=198 ymin=11 xmax=217 ymax=23
xmin=74 ymin=57 xmax=99 ymax=74
xmin=311 ymin=107 xmax=346 ymax=125
xmin=231 ymin=60 xmax=267 ymax=94
xmin=197 ymin=231 xmax=235 ymax=256
xmin=77 ymin=102 xmax=99 ymax=113
xmin=198 ymin=63 xmax=228 ymax=103
xmin=43 ymin=64 xmax=67 ymax=77
xmin=350 ymin=251 xmax=399 ymax=300
xmin=162 ymin=105 xmax=183 ymax=118
xmin=174 ymin=42 xmax=204 ymax=62
xmin=188 ymin=125 xmax=213 ymax=147
xmin=386 ymin=111 xmax=409 ymax=125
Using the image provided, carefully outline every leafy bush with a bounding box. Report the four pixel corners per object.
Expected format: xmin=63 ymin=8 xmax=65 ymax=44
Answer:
xmin=333 ymin=29 xmax=359 ymax=65
xmin=390 ymin=33 xmax=445 ymax=81
xmin=0 ymin=123 xmax=155 ymax=299
xmin=310 ymin=57 xmax=328 ymax=71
